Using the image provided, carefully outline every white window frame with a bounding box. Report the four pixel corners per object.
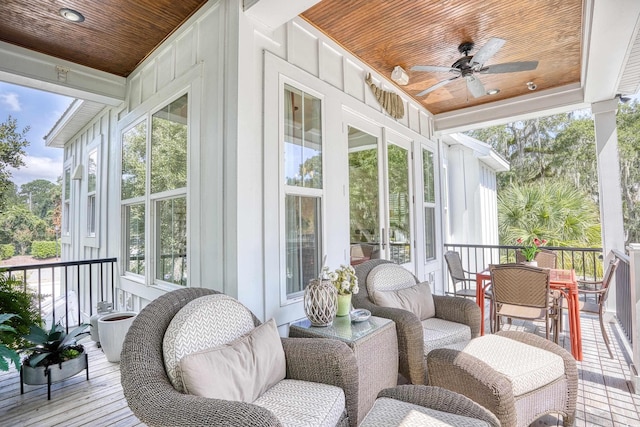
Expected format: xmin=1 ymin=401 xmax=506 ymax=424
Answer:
xmin=280 ymin=78 xmax=326 ymax=304
xmin=61 ymin=157 xmax=73 ymax=244
xmin=83 ymin=136 xmax=101 ymax=247
xmin=119 ymin=91 xmax=190 ymax=290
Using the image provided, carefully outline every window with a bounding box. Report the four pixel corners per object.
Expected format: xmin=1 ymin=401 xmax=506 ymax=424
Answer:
xmin=62 ymin=164 xmax=71 ymax=236
xmin=423 ymin=149 xmax=436 ymax=261
xmin=121 ymin=94 xmax=188 ymax=286
xmin=283 ymin=84 xmax=323 ymax=297
xmin=86 ymin=149 xmax=97 ymax=237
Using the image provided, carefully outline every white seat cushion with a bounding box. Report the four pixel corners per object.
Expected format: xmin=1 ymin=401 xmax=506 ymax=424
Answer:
xmin=460 ymin=335 xmax=565 ymax=396
xmin=163 ymin=294 xmax=256 ymax=391
xmin=421 ymin=318 xmax=472 ymax=355
xmin=360 ymin=397 xmax=491 ymax=427
xmin=253 ymin=379 xmax=345 ymax=427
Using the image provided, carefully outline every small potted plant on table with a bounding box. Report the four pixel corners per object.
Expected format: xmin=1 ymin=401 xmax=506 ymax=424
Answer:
xmin=20 ymin=322 xmax=90 ymax=400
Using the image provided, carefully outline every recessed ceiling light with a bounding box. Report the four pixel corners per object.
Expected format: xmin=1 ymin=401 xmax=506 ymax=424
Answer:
xmin=59 ymin=8 xmax=85 ymax=23
xmin=486 ymin=89 xmax=500 ymax=95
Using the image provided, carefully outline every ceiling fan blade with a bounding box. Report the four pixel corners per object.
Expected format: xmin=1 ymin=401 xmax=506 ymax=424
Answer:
xmin=411 ymin=65 xmax=460 ymax=74
xmin=466 ymin=75 xmax=486 ymax=98
xmin=416 ymin=76 xmax=460 ymax=97
xmin=470 ymin=37 xmax=506 ymax=67
xmin=480 ymin=61 xmax=539 ymax=74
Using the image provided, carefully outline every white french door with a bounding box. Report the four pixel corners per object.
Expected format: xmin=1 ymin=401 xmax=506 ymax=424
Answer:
xmin=345 ymin=113 xmax=414 ymax=272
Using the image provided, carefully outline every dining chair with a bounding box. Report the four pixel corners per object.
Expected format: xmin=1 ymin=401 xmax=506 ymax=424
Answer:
xmin=516 ymin=248 xmax=557 ymax=268
xmin=489 ymin=264 xmax=559 ymax=342
xmin=444 ymin=251 xmax=477 ymax=298
xmin=563 ymin=257 xmax=620 ymax=358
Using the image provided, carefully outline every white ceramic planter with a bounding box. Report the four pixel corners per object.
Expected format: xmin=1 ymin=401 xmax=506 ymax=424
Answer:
xmin=98 ymin=311 xmax=137 ymax=362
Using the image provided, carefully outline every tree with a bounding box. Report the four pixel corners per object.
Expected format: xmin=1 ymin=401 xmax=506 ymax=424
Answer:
xmin=0 ymin=205 xmax=47 ymax=254
xmin=18 ymin=179 xmax=58 ymax=220
xmin=498 ymin=181 xmax=601 ymax=248
xmin=0 ymin=116 xmax=30 ymax=210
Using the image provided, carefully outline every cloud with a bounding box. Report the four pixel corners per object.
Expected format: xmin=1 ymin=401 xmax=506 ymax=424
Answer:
xmin=0 ymin=92 xmax=22 ymax=112
xmin=8 ymin=155 xmax=63 ymax=188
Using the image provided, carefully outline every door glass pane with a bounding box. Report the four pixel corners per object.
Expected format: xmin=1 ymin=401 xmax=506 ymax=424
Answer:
xmin=348 ymin=126 xmax=380 ymax=265
xmin=156 ymin=197 xmax=187 ymax=286
xmin=151 ymin=94 xmax=188 ymax=194
xmin=424 ymin=207 xmax=436 ymax=260
xmin=125 ymin=204 xmax=145 ymax=275
xmin=88 ymin=150 xmax=97 ymax=193
xmin=284 ymin=85 xmax=322 ymax=189
xmin=285 ymin=195 xmax=321 ymax=296
xmin=388 ymin=144 xmax=411 ymax=264
xmin=122 ymin=121 xmax=147 ymax=200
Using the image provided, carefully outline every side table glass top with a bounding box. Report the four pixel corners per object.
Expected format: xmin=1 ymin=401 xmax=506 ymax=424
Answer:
xmin=290 ymin=315 xmax=392 ymax=343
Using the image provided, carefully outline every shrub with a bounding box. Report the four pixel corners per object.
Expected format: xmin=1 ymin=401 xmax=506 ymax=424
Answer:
xmin=0 ymin=274 xmax=42 ymax=350
xmin=30 ymin=241 xmax=59 ymax=259
xmin=0 ymin=244 xmax=14 ymax=260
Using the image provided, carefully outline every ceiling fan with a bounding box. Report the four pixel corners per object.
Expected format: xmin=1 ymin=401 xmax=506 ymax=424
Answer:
xmin=411 ymin=37 xmax=538 ymax=98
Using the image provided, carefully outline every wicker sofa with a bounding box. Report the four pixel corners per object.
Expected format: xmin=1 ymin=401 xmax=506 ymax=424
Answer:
xmin=353 ymin=259 xmax=481 ymax=385
xmin=120 ymin=288 xmax=359 ymax=427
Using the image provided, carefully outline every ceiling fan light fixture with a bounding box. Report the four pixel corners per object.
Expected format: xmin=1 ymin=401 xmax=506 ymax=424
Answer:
xmin=391 ymin=66 xmax=409 ymax=85
xmin=486 ymin=89 xmax=500 ymax=95
xmin=59 ymin=8 xmax=85 ymax=23
xmin=527 ymin=81 xmax=537 ymax=91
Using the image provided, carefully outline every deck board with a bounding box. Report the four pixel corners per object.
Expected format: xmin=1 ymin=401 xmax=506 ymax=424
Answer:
xmin=0 ymin=313 xmax=639 ymax=426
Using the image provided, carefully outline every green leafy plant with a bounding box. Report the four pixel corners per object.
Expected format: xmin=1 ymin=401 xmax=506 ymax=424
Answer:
xmin=0 ymin=313 xmax=21 ymax=371
xmin=517 ymin=237 xmax=547 ymax=262
xmin=0 ymin=244 xmax=14 ymax=260
xmin=30 ymin=240 xmax=59 ymax=259
xmin=22 ymin=322 xmax=89 ymax=368
xmin=0 ymin=273 xmax=42 ymax=350
xmin=323 ymin=264 xmax=359 ymax=296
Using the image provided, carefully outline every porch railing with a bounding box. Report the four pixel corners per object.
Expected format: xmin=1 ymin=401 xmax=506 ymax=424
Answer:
xmin=1 ymin=257 xmax=118 ymax=332
xmin=613 ymin=249 xmax=632 ymax=344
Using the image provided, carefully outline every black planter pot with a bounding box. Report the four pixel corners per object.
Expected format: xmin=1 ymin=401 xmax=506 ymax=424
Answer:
xmin=20 ymin=350 xmax=89 ymax=400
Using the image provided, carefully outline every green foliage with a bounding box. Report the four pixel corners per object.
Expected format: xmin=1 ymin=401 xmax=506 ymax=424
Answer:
xmin=498 ymin=181 xmax=601 ymax=247
xmin=0 ymin=116 xmax=30 ymax=211
xmin=22 ymin=322 xmax=89 ymax=368
xmin=0 ymin=313 xmax=21 ymax=371
xmin=0 ymin=244 xmax=14 ymax=260
xmin=18 ymin=179 xmax=60 ymax=221
xmin=0 ymin=274 xmax=42 ymax=350
xmin=30 ymin=240 xmax=59 ymax=259
xmin=0 ymin=205 xmax=48 ymax=255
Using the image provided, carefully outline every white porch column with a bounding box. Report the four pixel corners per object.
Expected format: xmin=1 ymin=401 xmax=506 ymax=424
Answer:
xmin=592 ymin=98 xmax=626 ymax=316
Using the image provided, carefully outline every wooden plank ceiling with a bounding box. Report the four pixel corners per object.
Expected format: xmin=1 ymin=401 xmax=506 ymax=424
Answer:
xmin=0 ymin=0 xmax=208 ymax=77
xmin=302 ymin=0 xmax=583 ymax=114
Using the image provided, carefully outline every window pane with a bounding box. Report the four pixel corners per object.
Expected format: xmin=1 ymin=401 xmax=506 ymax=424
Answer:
xmin=424 ymin=207 xmax=436 ymax=261
xmin=151 ymin=94 xmax=188 ymax=194
xmin=388 ymin=144 xmax=411 ymax=264
xmin=284 ymin=85 xmax=322 ymax=189
xmin=285 ymin=195 xmax=321 ymax=296
xmin=87 ymin=195 xmax=96 ymax=236
xmin=156 ymin=197 xmax=187 ymax=286
xmin=122 ymin=121 xmax=147 ymax=199
xmin=125 ymin=204 xmax=145 ymax=275
xmin=348 ymin=126 xmax=380 ymax=263
xmin=423 ymin=149 xmax=435 ymax=203
xmin=64 ymin=168 xmax=71 ymax=200
xmin=88 ymin=150 xmax=97 ymax=193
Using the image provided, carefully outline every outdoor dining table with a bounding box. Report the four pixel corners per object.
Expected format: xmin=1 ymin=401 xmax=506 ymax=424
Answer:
xmin=475 ymin=268 xmax=583 ymax=361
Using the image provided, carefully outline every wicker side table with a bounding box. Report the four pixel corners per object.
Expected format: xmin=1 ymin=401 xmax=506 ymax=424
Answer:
xmin=289 ymin=315 xmax=398 ymax=425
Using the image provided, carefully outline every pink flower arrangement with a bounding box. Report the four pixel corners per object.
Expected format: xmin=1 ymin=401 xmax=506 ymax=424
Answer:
xmin=517 ymin=237 xmax=548 ymax=261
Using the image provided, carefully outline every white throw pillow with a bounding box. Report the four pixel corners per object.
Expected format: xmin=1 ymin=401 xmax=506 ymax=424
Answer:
xmin=371 ymin=281 xmax=436 ymax=320
xmin=179 ymin=318 xmax=286 ymax=402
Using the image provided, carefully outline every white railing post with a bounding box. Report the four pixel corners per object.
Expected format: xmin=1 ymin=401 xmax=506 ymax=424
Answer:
xmin=628 ymin=243 xmax=640 ymax=392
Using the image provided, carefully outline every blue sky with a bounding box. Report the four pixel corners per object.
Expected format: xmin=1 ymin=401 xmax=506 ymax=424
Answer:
xmin=0 ymin=82 xmax=73 ymax=189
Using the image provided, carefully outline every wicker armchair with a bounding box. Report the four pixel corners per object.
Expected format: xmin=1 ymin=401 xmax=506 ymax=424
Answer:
xmin=352 ymin=259 xmax=481 ymax=385
xmin=120 ymin=288 xmax=358 ymax=427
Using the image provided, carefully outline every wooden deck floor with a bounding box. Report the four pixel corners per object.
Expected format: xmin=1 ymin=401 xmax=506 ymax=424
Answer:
xmin=0 ymin=313 xmax=638 ymax=426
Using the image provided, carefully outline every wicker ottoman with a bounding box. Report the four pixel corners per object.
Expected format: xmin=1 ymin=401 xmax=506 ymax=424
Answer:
xmin=427 ymin=331 xmax=577 ymax=427
xmin=360 ymin=385 xmax=500 ymax=427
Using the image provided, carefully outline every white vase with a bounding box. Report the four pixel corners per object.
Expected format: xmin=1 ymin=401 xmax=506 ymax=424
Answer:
xmin=98 ymin=311 xmax=137 ymax=362
xmin=304 ymin=279 xmax=337 ymax=327
xmin=523 ymin=261 xmax=538 ymax=267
